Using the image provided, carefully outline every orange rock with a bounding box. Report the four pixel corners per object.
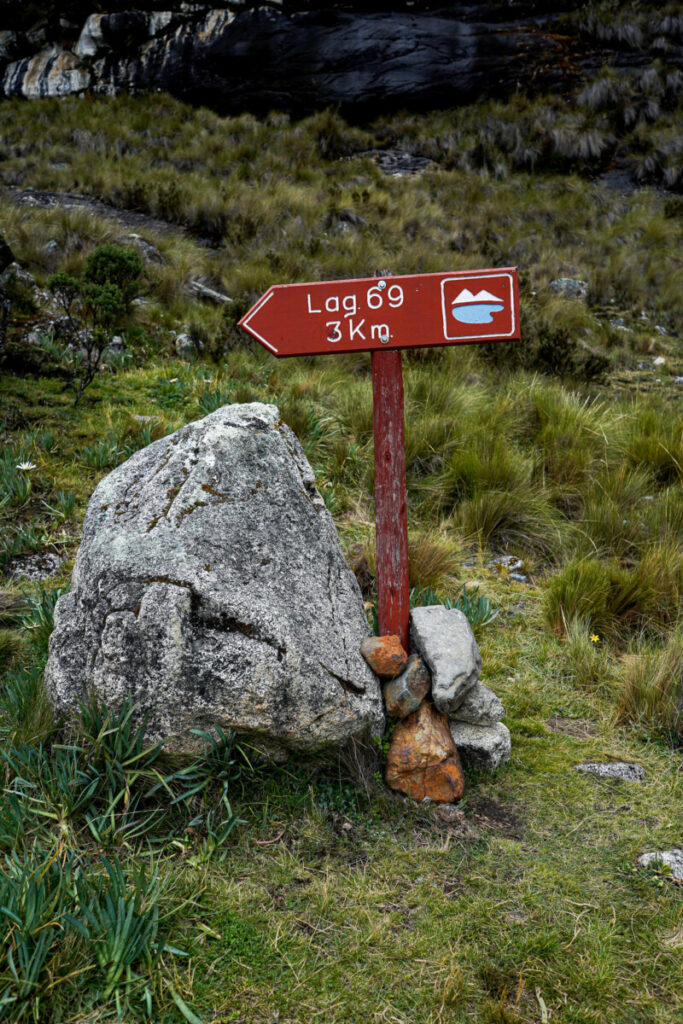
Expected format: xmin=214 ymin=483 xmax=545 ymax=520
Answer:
xmin=360 ymin=634 xmax=409 ymax=679
xmin=385 ymin=701 xmax=465 ymax=804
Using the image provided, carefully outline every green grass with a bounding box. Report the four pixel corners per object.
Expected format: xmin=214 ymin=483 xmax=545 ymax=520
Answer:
xmin=0 ymin=91 xmax=681 ymax=1023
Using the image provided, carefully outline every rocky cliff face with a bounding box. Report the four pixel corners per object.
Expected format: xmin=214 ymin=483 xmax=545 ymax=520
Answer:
xmin=0 ymin=3 xmax=680 ymax=114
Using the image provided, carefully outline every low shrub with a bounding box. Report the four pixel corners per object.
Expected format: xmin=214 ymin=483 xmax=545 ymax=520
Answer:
xmin=47 ymin=245 xmax=144 ymax=403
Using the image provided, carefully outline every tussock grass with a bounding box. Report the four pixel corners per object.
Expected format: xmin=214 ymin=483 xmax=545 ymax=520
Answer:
xmin=562 ymin=618 xmax=618 ymax=698
xmin=544 ymin=544 xmax=683 ymax=642
xmin=616 ymin=624 xmax=683 ymax=738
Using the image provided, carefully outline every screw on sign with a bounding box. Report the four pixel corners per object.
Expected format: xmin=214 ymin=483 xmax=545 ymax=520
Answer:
xmin=239 ymin=267 xmax=520 ymax=651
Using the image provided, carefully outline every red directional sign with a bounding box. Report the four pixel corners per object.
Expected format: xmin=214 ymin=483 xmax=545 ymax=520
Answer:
xmin=238 ymin=268 xmax=519 ymax=357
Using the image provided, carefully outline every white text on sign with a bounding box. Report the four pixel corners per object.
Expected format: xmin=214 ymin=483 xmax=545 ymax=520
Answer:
xmin=306 ymin=284 xmax=405 ymax=345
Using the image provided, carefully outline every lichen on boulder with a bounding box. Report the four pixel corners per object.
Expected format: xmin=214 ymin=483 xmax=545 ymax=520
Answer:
xmin=45 ymin=402 xmax=384 ymax=756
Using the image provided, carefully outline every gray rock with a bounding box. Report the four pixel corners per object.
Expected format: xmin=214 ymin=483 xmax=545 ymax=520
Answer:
xmin=574 ymin=762 xmax=645 ymax=781
xmin=509 ymin=572 xmax=529 ymax=584
xmin=359 ymin=149 xmax=437 ymax=177
xmin=382 ymin=655 xmax=431 ymax=718
xmin=118 ymin=233 xmax=163 ymax=265
xmin=449 ymin=681 xmax=504 ymax=726
xmin=652 ymin=355 xmax=666 ymax=367
xmin=187 ymin=279 xmax=233 ymax=305
xmin=5 ymin=550 xmax=62 ymax=582
xmin=449 ymin=721 xmax=511 ymax=771
xmin=0 ymin=264 xmax=36 ymax=291
xmin=549 ymin=278 xmax=588 ymax=301
xmin=174 ymin=333 xmax=200 ymax=358
xmin=74 ymin=11 xmax=179 ymax=60
xmin=636 ymin=850 xmax=683 ymax=881
xmin=488 ymin=554 xmax=524 ymax=573
xmin=44 ymin=403 xmax=384 ymax=756
xmin=3 ymin=46 xmax=90 ymax=99
xmin=410 ymin=605 xmax=481 ymax=715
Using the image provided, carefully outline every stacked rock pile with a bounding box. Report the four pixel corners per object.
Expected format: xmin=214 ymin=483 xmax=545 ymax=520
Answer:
xmin=361 ymin=605 xmax=511 ymax=804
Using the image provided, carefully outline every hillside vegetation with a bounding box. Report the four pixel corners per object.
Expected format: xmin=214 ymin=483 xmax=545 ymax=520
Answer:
xmin=0 ymin=93 xmax=681 ymax=1024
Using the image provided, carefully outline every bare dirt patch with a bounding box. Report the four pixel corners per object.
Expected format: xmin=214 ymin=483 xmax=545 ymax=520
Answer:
xmin=469 ymin=796 xmax=524 ymax=840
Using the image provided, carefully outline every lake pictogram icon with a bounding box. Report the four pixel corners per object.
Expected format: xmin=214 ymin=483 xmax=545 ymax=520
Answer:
xmin=451 ymin=288 xmax=504 ymax=324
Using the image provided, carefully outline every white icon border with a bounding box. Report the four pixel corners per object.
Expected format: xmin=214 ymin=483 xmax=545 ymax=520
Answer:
xmin=440 ymin=273 xmax=515 ymax=341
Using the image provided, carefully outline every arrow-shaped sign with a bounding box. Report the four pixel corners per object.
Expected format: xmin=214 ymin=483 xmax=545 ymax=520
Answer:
xmin=238 ymin=266 xmax=520 ymax=651
xmin=239 ymin=268 xmax=520 ymax=357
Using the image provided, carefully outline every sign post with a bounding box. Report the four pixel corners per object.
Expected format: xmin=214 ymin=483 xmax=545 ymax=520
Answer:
xmin=371 ymin=345 xmax=410 ymax=649
xmin=239 ymin=267 xmax=520 ymax=652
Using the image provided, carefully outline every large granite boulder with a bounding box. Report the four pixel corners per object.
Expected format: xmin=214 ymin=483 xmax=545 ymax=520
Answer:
xmin=44 ymin=403 xmax=384 ymax=755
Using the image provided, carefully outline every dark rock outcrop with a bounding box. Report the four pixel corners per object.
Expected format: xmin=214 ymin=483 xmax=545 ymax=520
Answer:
xmin=0 ymin=231 xmax=14 ymax=357
xmin=2 ymin=4 xmax=680 ymax=114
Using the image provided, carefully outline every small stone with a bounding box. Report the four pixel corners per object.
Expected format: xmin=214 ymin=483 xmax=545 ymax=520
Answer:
xmin=5 ymin=550 xmax=63 ymax=582
xmin=652 ymin=355 xmax=666 ymax=366
xmin=360 ymin=634 xmax=408 ymax=679
xmin=549 ymin=278 xmax=588 ymax=301
xmin=386 ymin=702 xmax=465 ymax=803
xmin=119 ymin=233 xmax=164 ymax=264
xmin=174 ymin=332 xmax=198 ymax=357
xmin=488 ymin=554 xmax=524 ymax=572
xmin=449 ymin=680 xmax=504 ymax=726
xmin=449 ymin=721 xmax=511 ymax=771
xmin=383 ymin=655 xmax=431 ymax=717
xmin=433 ymin=804 xmax=466 ymax=825
xmin=673 ymin=377 xmax=683 ymax=386
xmin=410 ymin=605 xmax=481 ymax=714
xmin=433 ymin=804 xmax=478 ymax=837
xmin=509 ymin=572 xmax=529 ymax=584
xmin=636 ymin=849 xmax=683 ymax=881
xmin=654 ymin=326 xmax=668 ymax=336
xmin=574 ymin=761 xmax=645 ymax=781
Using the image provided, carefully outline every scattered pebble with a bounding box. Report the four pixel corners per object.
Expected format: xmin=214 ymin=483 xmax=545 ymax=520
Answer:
xmin=5 ymin=550 xmax=62 ymax=581
xmin=652 ymin=356 xmax=666 ymax=366
xmin=636 ymin=849 xmax=683 ymax=881
xmin=488 ymin=554 xmax=524 ymax=573
xmin=654 ymin=325 xmax=668 ymax=336
xmin=549 ymin=278 xmax=588 ymax=301
xmin=575 ymin=761 xmax=645 ymax=781
xmin=673 ymin=376 xmax=683 ymax=385
xmin=509 ymin=572 xmax=529 ymax=584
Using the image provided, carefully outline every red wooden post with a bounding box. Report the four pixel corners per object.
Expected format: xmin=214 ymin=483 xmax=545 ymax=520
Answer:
xmin=239 ymin=264 xmax=520 ymax=656
xmin=371 ymin=348 xmax=410 ymax=651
